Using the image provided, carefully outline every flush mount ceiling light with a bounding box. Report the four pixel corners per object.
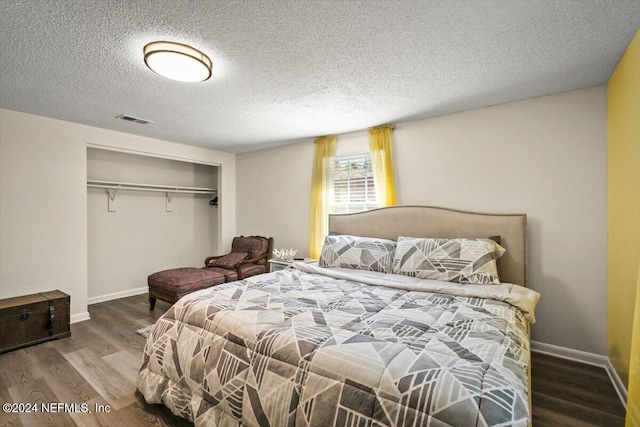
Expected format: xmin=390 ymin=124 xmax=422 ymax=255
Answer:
xmin=143 ymin=41 xmax=212 ymax=82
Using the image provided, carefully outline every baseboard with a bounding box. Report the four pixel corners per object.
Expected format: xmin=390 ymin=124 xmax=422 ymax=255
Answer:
xmin=605 ymin=358 xmax=629 ymax=409
xmin=531 ymin=341 xmax=627 ymax=408
xmin=531 ymin=341 xmax=609 ymax=367
xmin=70 ymin=312 xmax=90 ymax=324
xmin=87 ymin=287 xmax=148 ymax=305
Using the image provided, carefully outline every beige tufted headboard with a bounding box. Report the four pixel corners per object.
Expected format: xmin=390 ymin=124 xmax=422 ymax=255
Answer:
xmin=328 ymin=205 xmax=527 ymax=287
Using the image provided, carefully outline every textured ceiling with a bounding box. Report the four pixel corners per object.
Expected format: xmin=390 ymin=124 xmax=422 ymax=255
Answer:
xmin=1 ymin=1 xmax=639 ymax=153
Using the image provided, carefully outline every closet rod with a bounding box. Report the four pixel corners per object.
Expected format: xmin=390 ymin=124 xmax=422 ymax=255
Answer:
xmin=87 ymin=179 xmax=216 ymax=195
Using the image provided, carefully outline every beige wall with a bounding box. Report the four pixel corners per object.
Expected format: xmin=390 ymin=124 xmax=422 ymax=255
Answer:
xmin=0 ymin=108 xmax=236 ymax=320
xmin=237 ymin=86 xmax=608 ymax=354
xmin=234 ymin=132 xmax=372 ymax=252
xmin=87 ymin=148 xmax=218 ymax=302
xmin=0 ymin=110 xmax=88 ymax=319
xmin=236 ymin=141 xmax=314 ymax=252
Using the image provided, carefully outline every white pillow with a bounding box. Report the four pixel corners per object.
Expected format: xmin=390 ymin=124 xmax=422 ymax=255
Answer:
xmin=392 ymin=237 xmax=505 ymax=284
xmin=319 ymin=234 xmax=396 ymax=273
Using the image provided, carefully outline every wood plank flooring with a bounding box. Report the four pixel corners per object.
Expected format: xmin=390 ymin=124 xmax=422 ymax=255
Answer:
xmin=0 ymin=295 xmax=190 ymax=427
xmin=0 ymin=294 xmax=627 ymax=426
xmin=531 ymin=352 xmax=626 ymax=426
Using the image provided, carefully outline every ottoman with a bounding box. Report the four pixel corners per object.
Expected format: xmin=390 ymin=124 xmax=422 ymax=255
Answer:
xmin=148 ymin=267 xmax=225 ymax=310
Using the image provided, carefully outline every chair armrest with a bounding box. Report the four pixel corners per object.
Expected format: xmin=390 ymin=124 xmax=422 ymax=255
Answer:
xmin=237 ymin=253 xmax=268 ymax=266
xmin=236 ymin=253 xmax=268 ymax=279
xmin=204 ymin=255 xmax=223 ymax=267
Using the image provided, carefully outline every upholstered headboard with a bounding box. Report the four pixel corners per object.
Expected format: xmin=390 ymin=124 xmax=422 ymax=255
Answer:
xmin=328 ymin=205 xmax=527 ymax=287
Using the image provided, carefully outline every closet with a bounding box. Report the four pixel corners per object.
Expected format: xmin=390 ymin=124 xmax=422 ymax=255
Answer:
xmin=87 ymin=147 xmax=218 ymax=303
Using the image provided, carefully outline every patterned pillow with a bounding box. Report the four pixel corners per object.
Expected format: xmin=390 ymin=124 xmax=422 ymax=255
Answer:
xmin=210 ymin=252 xmax=250 ymax=269
xmin=392 ymin=237 xmax=505 ymax=284
xmin=319 ymin=234 xmax=396 ymax=273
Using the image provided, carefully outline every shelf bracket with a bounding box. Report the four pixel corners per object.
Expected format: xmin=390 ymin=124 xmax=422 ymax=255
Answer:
xmin=166 ymin=192 xmax=173 ymax=212
xmin=106 ymin=188 xmax=117 ymax=212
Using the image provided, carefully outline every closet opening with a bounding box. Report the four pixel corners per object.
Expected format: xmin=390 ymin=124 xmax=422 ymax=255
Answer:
xmin=86 ymin=147 xmax=219 ymax=304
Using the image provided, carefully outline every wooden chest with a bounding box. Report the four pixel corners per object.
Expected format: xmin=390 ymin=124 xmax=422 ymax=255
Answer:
xmin=0 ymin=290 xmax=70 ymax=353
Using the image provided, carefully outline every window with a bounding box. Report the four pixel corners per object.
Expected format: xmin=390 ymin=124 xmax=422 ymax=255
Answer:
xmin=331 ymin=154 xmax=377 ymax=214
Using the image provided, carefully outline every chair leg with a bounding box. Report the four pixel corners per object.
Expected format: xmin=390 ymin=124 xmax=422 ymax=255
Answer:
xmin=149 ymin=296 xmax=156 ymax=310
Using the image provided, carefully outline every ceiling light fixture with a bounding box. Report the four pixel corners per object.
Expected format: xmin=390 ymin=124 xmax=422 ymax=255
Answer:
xmin=143 ymin=41 xmax=212 ymax=82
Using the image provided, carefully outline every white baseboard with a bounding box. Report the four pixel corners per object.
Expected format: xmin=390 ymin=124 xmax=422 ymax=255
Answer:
xmin=531 ymin=341 xmax=609 ymax=367
xmin=70 ymin=312 xmax=90 ymax=324
xmin=605 ymin=358 xmax=629 ymax=409
xmin=87 ymin=287 xmax=148 ymax=305
xmin=531 ymin=341 xmax=627 ymax=408
xmin=71 ymin=287 xmax=149 ymax=323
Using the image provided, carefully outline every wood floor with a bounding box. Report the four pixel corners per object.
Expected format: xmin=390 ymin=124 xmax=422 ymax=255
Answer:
xmin=0 ymin=294 xmax=627 ymax=426
xmin=531 ymin=352 xmax=626 ymax=426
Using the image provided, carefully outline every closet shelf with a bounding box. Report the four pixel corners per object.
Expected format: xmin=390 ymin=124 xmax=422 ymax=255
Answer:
xmin=87 ymin=179 xmax=217 ymax=195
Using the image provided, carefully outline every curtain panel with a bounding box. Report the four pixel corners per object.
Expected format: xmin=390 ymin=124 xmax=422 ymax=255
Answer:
xmin=368 ymin=125 xmax=397 ymax=207
xmin=308 ymin=135 xmax=337 ymax=259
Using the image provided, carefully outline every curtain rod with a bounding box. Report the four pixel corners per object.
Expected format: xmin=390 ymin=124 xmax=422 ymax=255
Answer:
xmin=330 ymin=124 xmax=398 ymax=140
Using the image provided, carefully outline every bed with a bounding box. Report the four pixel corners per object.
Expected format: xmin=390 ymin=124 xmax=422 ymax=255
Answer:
xmin=137 ymin=206 xmax=540 ymax=426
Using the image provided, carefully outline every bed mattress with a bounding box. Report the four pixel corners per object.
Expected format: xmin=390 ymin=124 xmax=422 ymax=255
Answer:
xmin=137 ymin=265 xmax=537 ymax=426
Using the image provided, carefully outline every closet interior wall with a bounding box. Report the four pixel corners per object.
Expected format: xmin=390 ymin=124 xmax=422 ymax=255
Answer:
xmin=87 ymin=148 xmax=218 ymax=303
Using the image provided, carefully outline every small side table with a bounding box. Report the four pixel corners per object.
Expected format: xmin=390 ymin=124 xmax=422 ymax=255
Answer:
xmin=268 ymin=258 xmax=316 ymax=273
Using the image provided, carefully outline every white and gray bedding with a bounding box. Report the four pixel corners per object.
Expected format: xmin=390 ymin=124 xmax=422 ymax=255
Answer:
xmin=137 ymin=264 xmax=539 ymax=426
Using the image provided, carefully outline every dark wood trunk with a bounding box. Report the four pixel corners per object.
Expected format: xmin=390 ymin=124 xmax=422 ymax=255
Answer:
xmin=0 ymin=290 xmax=70 ymax=353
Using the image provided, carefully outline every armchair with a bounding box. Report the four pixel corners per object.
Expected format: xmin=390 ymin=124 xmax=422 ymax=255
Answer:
xmin=204 ymin=235 xmax=273 ymax=282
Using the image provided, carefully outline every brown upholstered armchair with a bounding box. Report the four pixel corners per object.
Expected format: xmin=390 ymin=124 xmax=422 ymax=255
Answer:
xmin=204 ymin=236 xmax=273 ymax=282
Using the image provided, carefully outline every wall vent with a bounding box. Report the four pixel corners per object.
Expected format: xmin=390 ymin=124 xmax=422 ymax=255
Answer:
xmin=115 ymin=114 xmax=152 ymax=125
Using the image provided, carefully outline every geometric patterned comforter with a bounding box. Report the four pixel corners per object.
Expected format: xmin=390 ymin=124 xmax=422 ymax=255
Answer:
xmin=137 ymin=267 xmax=531 ymax=426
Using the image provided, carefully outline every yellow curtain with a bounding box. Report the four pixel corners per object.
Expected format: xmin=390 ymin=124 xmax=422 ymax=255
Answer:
xmin=308 ymin=135 xmax=337 ymax=259
xmin=368 ymin=125 xmax=397 ymax=207
xmin=627 ymin=260 xmax=640 ymax=426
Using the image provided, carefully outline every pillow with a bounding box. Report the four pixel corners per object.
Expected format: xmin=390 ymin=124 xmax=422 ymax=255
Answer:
xmin=210 ymin=252 xmax=250 ymax=269
xmin=319 ymin=234 xmax=396 ymax=273
xmin=392 ymin=237 xmax=505 ymax=284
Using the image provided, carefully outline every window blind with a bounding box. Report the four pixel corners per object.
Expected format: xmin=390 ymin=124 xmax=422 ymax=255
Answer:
xmin=331 ymin=154 xmax=377 ymax=214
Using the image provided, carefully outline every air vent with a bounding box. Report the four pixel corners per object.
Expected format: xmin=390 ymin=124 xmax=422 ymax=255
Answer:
xmin=115 ymin=114 xmax=152 ymax=125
